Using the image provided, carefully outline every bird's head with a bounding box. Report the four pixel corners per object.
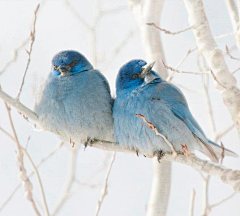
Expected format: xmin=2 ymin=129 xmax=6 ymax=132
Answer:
xmin=50 ymin=50 xmax=93 ymax=78
xmin=116 ymin=59 xmax=161 ymax=95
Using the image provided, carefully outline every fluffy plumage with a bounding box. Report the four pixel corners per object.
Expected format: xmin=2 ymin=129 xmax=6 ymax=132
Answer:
xmin=113 ymin=59 xmax=237 ymax=162
xmin=34 ymin=50 xmax=113 ymax=144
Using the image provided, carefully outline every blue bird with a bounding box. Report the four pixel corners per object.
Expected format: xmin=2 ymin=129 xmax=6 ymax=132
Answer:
xmin=34 ymin=50 xmax=113 ymax=145
xmin=113 ymin=59 xmax=237 ymax=162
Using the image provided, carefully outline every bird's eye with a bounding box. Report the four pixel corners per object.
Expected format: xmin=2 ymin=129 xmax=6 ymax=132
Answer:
xmin=54 ymin=65 xmax=58 ymax=70
xmin=131 ymin=73 xmax=140 ymax=79
xmin=69 ymin=60 xmax=78 ymax=68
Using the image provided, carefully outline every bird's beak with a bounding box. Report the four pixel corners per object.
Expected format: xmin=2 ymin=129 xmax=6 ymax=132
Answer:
xmin=139 ymin=61 xmax=156 ymax=78
xmin=58 ymin=64 xmax=71 ymax=74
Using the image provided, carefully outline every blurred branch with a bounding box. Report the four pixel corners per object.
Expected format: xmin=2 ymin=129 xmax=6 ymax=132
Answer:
xmin=232 ymin=65 xmax=240 ymax=74
xmin=94 ymin=152 xmax=116 ymax=216
xmin=102 ymin=29 xmax=137 ymax=70
xmin=215 ymin=124 xmax=235 ymax=142
xmin=147 ymin=22 xmax=195 ymax=35
xmin=226 ymin=45 xmax=240 ymax=60
xmin=225 ymin=0 xmax=240 ymax=53
xmin=22 ymin=148 xmax=49 ymax=216
xmin=0 ymin=142 xmax=63 ymax=211
xmin=183 ymin=0 xmax=240 ymax=138
xmin=198 ymin=55 xmax=216 ymax=136
xmin=16 ymin=4 xmax=40 ymax=100
xmin=201 ymin=175 xmax=210 ymax=216
xmin=51 ymin=147 xmax=78 ymax=216
xmin=100 ymin=5 xmax=126 ymax=16
xmin=161 ymin=58 xmax=208 ymax=75
xmin=188 ymin=188 xmax=196 ymax=216
xmin=167 ymin=48 xmax=197 ymax=82
xmin=3 ymin=102 xmax=42 ymax=216
xmin=0 ymin=37 xmax=29 ymax=76
xmin=63 ymin=0 xmax=91 ymax=30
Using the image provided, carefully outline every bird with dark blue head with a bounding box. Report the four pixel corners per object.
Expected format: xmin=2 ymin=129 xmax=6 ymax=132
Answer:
xmin=113 ymin=59 xmax=237 ymax=162
xmin=34 ymin=50 xmax=113 ymax=144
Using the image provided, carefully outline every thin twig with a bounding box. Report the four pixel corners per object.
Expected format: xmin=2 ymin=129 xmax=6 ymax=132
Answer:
xmin=4 ymin=102 xmax=41 ymax=216
xmin=209 ymin=193 xmax=237 ymax=209
xmin=220 ymin=142 xmax=225 ymax=165
xmin=135 ymin=114 xmax=177 ymax=154
xmin=202 ymin=176 xmax=210 ymax=216
xmin=51 ymin=147 xmax=78 ymax=216
xmin=188 ymin=189 xmax=196 ymax=216
xmin=0 ymin=142 xmax=63 ymax=211
xmin=167 ymin=48 xmax=197 ymax=82
xmin=94 ymin=152 xmax=116 ymax=216
xmin=147 ymin=23 xmax=195 ymax=35
xmin=16 ymin=4 xmax=40 ymax=100
xmin=161 ymin=59 xmax=207 ymax=75
xmin=226 ymin=45 xmax=240 ymax=61
xmin=210 ymin=70 xmax=227 ymax=89
xmin=214 ymin=32 xmax=235 ymax=39
xmin=22 ymin=149 xmax=50 ymax=216
xmin=232 ymin=66 xmax=240 ymax=74
xmin=0 ymin=37 xmax=30 ymax=76
xmin=215 ymin=124 xmax=235 ymax=142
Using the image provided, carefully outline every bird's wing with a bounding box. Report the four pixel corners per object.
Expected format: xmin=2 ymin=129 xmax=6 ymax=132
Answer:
xmin=155 ymin=81 xmax=221 ymax=162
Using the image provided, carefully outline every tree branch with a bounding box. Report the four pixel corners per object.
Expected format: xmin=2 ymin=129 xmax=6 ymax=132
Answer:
xmin=183 ymin=0 xmax=240 ymax=138
xmin=94 ymin=152 xmax=116 ymax=216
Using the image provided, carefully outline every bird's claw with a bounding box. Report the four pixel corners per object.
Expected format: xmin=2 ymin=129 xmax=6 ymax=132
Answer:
xmin=154 ymin=150 xmax=165 ymax=163
xmin=181 ymin=144 xmax=194 ymax=158
xmin=84 ymin=138 xmax=94 ymax=151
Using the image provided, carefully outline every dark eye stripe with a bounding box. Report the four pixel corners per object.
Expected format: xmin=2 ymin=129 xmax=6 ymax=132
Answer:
xmin=131 ymin=73 xmax=140 ymax=79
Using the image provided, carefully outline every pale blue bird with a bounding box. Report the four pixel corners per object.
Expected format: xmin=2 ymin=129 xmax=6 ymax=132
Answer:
xmin=113 ymin=59 xmax=237 ymax=162
xmin=34 ymin=50 xmax=113 ymax=145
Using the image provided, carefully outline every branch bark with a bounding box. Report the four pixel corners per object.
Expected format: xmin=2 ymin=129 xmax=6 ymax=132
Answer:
xmin=183 ymin=0 xmax=240 ymax=139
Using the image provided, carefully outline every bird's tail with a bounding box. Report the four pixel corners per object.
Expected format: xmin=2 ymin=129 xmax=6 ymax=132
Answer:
xmin=208 ymin=140 xmax=238 ymax=158
xmin=197 ymin=137 xmax=238 ymax=163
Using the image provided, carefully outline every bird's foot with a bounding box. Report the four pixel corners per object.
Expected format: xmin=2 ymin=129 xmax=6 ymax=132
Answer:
xmin=136 ymin=150 xmax=139 ymax=157
xmin=154 ymin=150 xmax=165 ymax=163
xmin=69 ymin=138 xmax=75 ymax=148
xmin=84 ymin=138 xmax=95 ymax=151
xmin=181 ymin=144 xmax=195 ymax=158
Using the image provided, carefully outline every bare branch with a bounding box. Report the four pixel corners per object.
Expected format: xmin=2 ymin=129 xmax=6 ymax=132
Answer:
xmin=0 ymin=142 xmax=63 ymax=211
xmin=232 ymin=66 xmax=240 ymax=74
xmin=94 ymin=152 xmax=116 ymax=216
xmin=0 ymin=88 xmax=38 ymax=122
xmin=4 ymin=102 xmax=42 ymax=216
xmin=215 ymin=124 xmax=235 ymax=142
xmin=183 ymin=0 xmax=240 ymax=137
xmin=147 ymin=23 xmax=195 ymax=35
xmin=16 ymin=4 xmax=40 ymax=100
xmin=161 ymin=59 xmax=208 ymax=75
xmin=135 ymin=114 xmax=177 ymax=154
xmin=210 ymin=70 xmax=227 ymax=89
xmin=22 ymin=148 xmax=50 ymax=216
xmin=214 ymin=32 xmax=235 ymax=39
xmin=51 ymin=147 xmax=78 ymax=216
xmin=188 ymin=188 xmax=196 ymax=216
xmin=63 ymin=0 xmax=91 ymax=30
xmin=0 ymin=37 xmax=29 ymax=76
xmin=226 ymin=45 xmax=240 ymax=61
xmin=209 ymin=193 xmax=237 ymax=209
xmin=100 ymin=6 xmax=126 ymax=16
xmin=167 ymin=48 xmax=198 ymax=82
xmin=220 ymin=142 xmax=225 ymax=165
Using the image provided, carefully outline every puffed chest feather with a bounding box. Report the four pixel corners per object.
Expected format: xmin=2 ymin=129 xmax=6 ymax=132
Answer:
xmin=34 ymin=71 xmax=113 ymax=143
